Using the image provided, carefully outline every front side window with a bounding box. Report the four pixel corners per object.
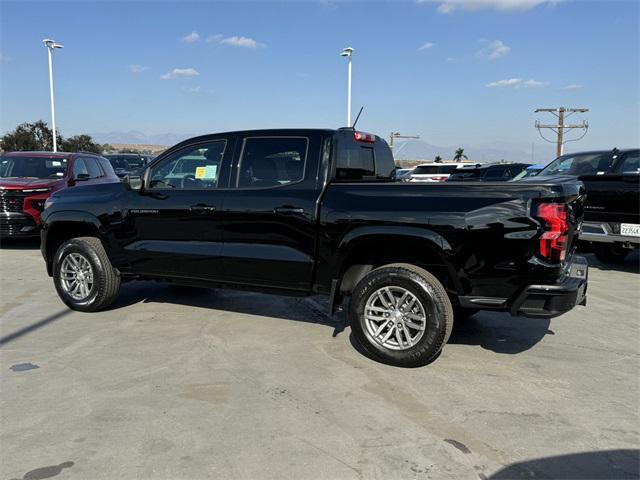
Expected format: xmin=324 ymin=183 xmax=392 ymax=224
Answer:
xmin=238 ymin=137 xmax=307 ymax=188
xmin=83 ymin=158 xmax=103 ymax=178
xmin=0 ymin=156 xmax=68 ymax=178
xmin=149 ymin=141 xmax=226 ymax=189
xmin=73 ymin=158 xmax=90 ymax=179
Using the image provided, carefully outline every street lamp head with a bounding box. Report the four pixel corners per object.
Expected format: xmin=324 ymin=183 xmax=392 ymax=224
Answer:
xmin=43 ymin=38 xmax=63 ymax=49
xmin=340 ymin=47 xmax=354 ymax=57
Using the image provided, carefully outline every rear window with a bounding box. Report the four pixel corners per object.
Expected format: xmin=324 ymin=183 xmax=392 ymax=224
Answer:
xmin=413 ymin=165 xmax=459 ymax=175
xmin=0 ymin=156 xmax=68 ymax=178
xmin=336 ymin=144 xmax=375 ymax=180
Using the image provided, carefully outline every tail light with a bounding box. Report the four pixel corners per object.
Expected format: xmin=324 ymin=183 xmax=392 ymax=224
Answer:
xmin=354 ymin=131 xmax=375 ymax=143
xmin=537 ymin=202 xmax=569 ymax=262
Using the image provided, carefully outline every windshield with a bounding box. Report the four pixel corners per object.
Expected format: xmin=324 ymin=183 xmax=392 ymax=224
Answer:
xmin=106 ymin=155 xmax=143 ymax=170
xmin=0 ymin=156 xmax=68 ymax=178
xmin=540 ymin=152 xmax=613 ymax=176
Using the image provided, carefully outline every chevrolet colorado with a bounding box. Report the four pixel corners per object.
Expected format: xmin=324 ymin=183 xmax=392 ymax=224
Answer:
xmin=40 ymin=128 xmax=588 ymax=366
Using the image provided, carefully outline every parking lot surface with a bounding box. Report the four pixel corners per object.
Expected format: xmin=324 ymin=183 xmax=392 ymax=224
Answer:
xmin=1 ymin=242 xmax=639 ymax=480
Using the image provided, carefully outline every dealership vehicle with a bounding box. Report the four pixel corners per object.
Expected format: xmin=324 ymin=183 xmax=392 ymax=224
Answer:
xmin=103 ymin=153 xmax=150 ymax=178
xmin=408 ymin=162 xmax=480 ymax=182
xmin=511 ymin=164 xmax=545 ymax=181
xmin=447 ymin=163 xmax=530 ymax=182
xmin=536 ymin=148 xmax=639 ymax=263
xmin=0 ymin=152 xmax=117 ymax=238
xmin=40 ymin=129 xmax=588 ymax=366
xmin=395 ymin=167 xmax=414 ymax=182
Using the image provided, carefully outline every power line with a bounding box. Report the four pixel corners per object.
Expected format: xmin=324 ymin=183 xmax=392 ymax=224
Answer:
xmin=389 ymin=132 xmax=420 ymax=151
xmin=534 ymin=107 xmax=589 ymax=157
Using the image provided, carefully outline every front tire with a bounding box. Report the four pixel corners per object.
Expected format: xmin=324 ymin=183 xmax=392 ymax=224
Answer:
xmin=593 ymin=242 xmax=629 ymax=264
xmin=350 ymin=263 xmax=454 ymax=367
xmin=53 ymin=237 xmax=120 ymax=312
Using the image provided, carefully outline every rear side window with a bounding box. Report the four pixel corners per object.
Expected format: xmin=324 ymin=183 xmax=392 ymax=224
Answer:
xmin=238 ymin=137 xmax=308 ymax=188
xmin=483 ymin=166 xmax=507 ymax=180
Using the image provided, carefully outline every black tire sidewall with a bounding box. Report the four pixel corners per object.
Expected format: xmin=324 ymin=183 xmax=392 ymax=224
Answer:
xmin=53 ymin=239 xmax=106 ymax=311
xmin=350 ymin=268 xmax=450 ymax=366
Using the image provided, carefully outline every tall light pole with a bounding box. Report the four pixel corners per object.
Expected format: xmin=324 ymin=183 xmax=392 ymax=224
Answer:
xmin=340 ymin=47 xmax=354 ymax=127
xmin=43 ymin=38 xmax=63 ymax=152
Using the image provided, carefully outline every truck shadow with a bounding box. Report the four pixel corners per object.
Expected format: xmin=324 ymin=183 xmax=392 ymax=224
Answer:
xmin=488 ymin=449 xmax=639 ymax=479
xmin=113 ymin=281 xmax=550 ymax=359
xmin=448 ymin=312 xmax=552 ymax=355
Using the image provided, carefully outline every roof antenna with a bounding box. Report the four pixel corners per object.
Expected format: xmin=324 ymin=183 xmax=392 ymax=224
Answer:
xmin=352 ymin=106 xmax=364 ymax=129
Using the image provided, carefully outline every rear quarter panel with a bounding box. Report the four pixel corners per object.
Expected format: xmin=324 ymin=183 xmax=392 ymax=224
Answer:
xmin=318 ymin=181 xmax=583 ymax=300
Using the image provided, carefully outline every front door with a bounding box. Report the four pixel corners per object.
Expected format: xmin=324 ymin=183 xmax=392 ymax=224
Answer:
xmin=123 ymin=138 xmax=233 ymax=280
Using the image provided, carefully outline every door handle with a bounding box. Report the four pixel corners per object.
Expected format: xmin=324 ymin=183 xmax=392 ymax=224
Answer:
xmin=275 ymin=206 xmax=305 ymax=215
xmin=190 ymin=204 xmax=216 ymax=212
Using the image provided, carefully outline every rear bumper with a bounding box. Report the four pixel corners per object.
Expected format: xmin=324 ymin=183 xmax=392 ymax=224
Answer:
xmin=580 ymin=222 xmax=640 ymax=245
xmin=509 ymin=255 xmax=588 ymax=318
xmin=0 ymin=213 xmax=39 ymax=238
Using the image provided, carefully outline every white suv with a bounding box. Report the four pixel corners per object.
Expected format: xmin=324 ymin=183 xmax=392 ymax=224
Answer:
xmin=409 ymin=162 xmax=480 ymax=182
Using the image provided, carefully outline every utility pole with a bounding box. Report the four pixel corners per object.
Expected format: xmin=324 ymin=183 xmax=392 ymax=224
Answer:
xmin=534 ymin=107 xmax=589 ymax=157
xmin=389 ymin=132 xmax=420 ymax=150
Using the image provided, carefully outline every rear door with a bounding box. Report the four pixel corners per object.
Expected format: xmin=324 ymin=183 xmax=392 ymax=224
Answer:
xmin=219 ymin=134 xmax=323 ymax=291
xmin=582 ymin=150 xmax=640 ymax=225
xmin=123 ymin=137 xmax=234 ymax=280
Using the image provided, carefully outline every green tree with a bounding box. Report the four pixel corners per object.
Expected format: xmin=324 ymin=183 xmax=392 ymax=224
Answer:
xmin=0 ymin=120 xmax=62 ymax=152
xmin=60 ymin=134 xmax=103 ymax=154
xmin=434 ymin=155 xmax=443 ymax=163
xmin=453 ymin=148 xmax=468 ymax=162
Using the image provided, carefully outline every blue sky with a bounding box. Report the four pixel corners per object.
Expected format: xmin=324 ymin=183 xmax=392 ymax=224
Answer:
xmin=1 ymin=0 xmax=638 ymax=154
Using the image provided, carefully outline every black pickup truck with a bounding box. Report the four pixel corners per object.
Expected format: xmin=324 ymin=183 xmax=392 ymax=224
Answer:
xmin=40 ymin=128 xmax=588 ymax=366
xmin=536 ymin=149 xmax=639 ymax=263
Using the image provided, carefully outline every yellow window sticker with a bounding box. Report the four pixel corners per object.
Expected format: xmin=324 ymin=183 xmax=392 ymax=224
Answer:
xmin=195 ymin=166 xmax=206 ymax=179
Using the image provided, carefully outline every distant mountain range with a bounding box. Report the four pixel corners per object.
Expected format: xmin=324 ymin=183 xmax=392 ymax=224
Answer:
xmin=91 ymin=130 xmax=558 ymax=164
xmin=393 ymin=139 xmax=557 ymax=164
xmin=91 ymin=130 xmax=193 ymax=147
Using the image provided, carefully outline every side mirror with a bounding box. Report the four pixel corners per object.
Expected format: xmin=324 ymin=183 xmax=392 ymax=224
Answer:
xmin=125 ymin=174 xmax=143 ymax=191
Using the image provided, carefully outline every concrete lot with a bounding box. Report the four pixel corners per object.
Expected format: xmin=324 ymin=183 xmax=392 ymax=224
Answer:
xmin=1 ymin=241 xmax=638 ymax=480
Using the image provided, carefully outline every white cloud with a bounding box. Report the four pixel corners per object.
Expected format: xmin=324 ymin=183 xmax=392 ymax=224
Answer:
xmin=524 ymin=79 xmax=550 ymax=87
xmin=486 ymin=77 xmax=549 ymax=88
xmin=564 ymin=84 xmax=584 ymax=90
xmin=487 ymin=78 xmax=522 ymax=87
xmin=129 ymin=64 xmax=148 ymax=74
xmin=418 ymin=0 xmax=560 ymax=14
xmin=181 ymin=31 xmax=200 ymax=43
xmin=418 ymin=42 xmax=436 ymax=51
xmin=208 ymin=35 xmax=265 ymax=49
xmin=160 ymin=68 xmax=200 ymax=80
xmin=477 ymin=39 xmax=510 ymax=60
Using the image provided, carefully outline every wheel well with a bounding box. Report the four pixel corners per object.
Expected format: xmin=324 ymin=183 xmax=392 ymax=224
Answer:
xmin=337 ymin=237 xmax=454 ymax=296
xmin=45 ymin=222 xmax=100 ymax=270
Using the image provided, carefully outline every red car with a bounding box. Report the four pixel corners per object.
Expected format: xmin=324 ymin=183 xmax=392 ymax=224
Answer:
xmin=0 ymin=151 xmax=118 ymax=238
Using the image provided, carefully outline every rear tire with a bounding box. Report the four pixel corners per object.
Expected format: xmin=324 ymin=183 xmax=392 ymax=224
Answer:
xmin=350 ymin=263 xmax=454 ymax=367
xmin=53 ymin=237 xmax=120 ymax=312
xmin=593 ymin=243 xmax=629 ymax=264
